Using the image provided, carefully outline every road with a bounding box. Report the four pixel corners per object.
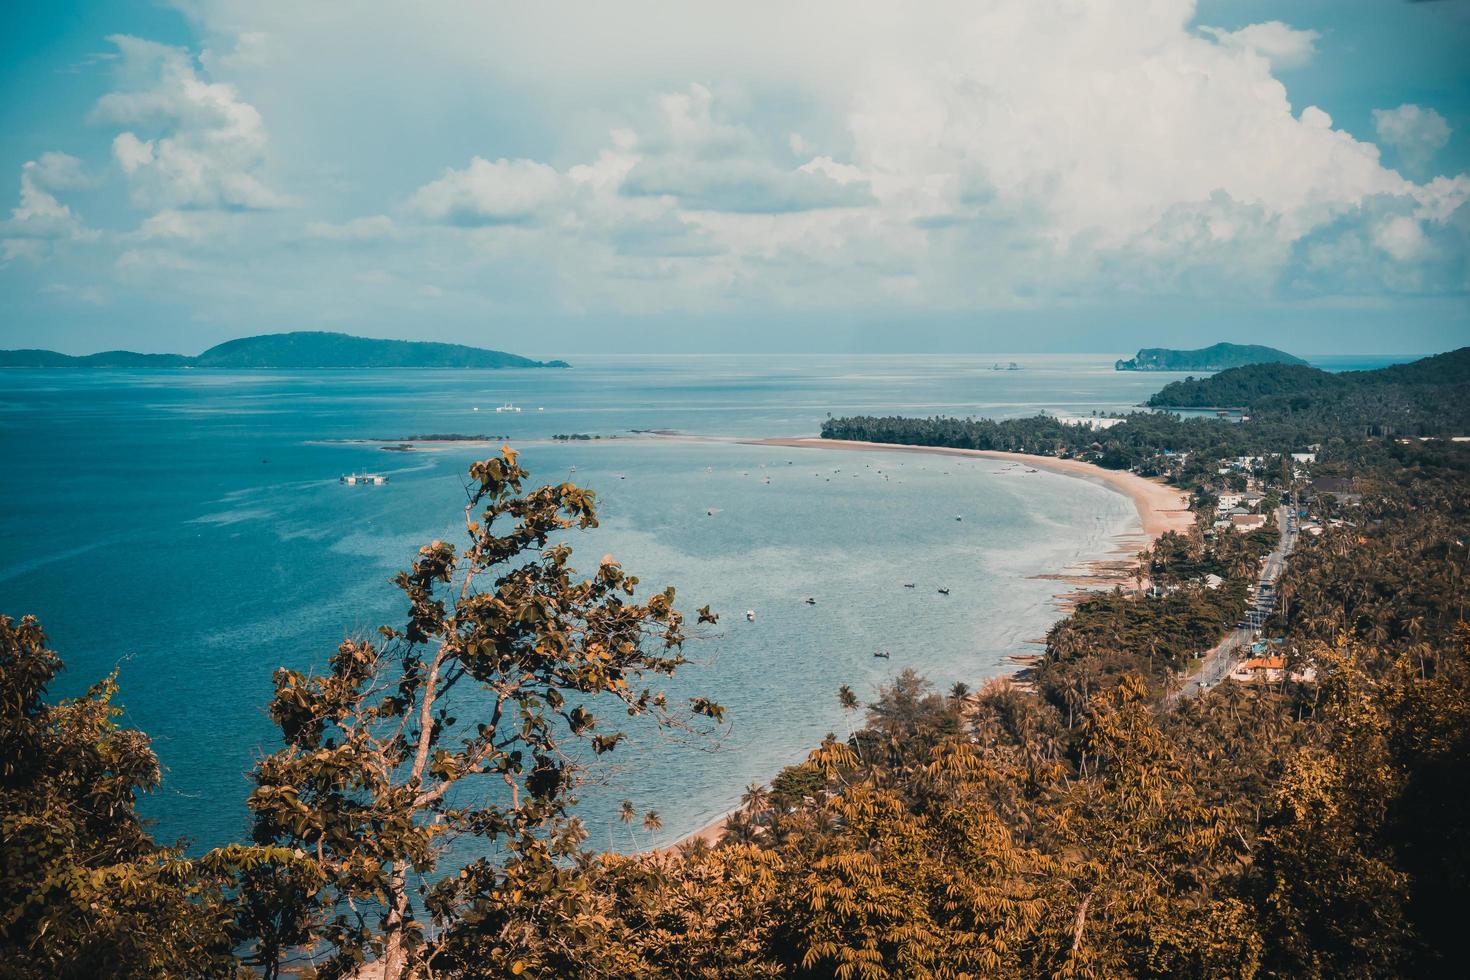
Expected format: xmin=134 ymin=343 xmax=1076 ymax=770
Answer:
xmin=1170 ymin=502 xmax=1298 ymax=703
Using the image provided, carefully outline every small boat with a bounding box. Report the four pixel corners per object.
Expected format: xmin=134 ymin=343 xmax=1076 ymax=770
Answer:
xmin=955 ymin=515 xmax=962 ymax=521
xmin=938 ymin=588 xmax=950 ymax=595
xmin=804 ymin=597 xmax=816 ymax=605
xmin=495 ymin=403 xmax=522 ymax=413
xmin=340 ymin=473 xmax=389 ymax=486
xmin=745 ymin=610 xmax=756 ymax=621
xmin=707 ymin=509 xmax=714 ymax=516
xmin=902 ymin=582 xmax=916 ymax=589
xmin=873 ymin=650 xmax=890 ymax=659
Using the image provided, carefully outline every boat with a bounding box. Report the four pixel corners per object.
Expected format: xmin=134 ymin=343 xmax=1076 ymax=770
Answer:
xmin=340 ymin=473 xmax=389 ymax=486
xmin=494 ymin=403 xmax=522 ymax=413
xmin=955 ymin=515 xmax=962 ymax=521
xmin=902 ymin=582 xmax=916 ymax=588
xmin=804 ymin=597 xmax=816 ymax=605
xmin=873 ymin=650 xmax=890 ymax=659
xmin=745 ymin=610 xmax=756 ymax=621
xmin=938 ymin=587 xmax=950 ymax=595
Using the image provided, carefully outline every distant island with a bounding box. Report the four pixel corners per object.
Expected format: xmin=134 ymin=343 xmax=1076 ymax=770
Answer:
xmin=0 ymin=331 xmax=569 ymax=370
xmin=1115 ymin=342 xmax=1307 ymax=372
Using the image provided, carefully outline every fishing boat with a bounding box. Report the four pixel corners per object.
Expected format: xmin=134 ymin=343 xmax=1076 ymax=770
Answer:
xmin=873 ymin=650 xmax=890 ymax=659
xmin=745 ymin=610 xmax=756 ymax=621
xmin=804 ymin=597 xmax=816 ymax=605
xmin=937 ymin=587 xmax=950 ymax=595
xmin=340 ymin=473 xmax=389 ymax=486
xmin=903 ymin=582 xmax=916 ymax=588
xmin=495 ymin=403 xmax=522 ymax=413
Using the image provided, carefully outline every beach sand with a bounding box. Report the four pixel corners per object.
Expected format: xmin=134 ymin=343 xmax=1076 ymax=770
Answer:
xmin=744 ymin=437 xmax=1195 ymax=541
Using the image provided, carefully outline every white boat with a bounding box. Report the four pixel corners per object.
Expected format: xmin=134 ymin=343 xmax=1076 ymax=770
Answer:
xmin=340 ymin=473 xmax=389 ymax=486
xmin=494 ymin=403 xmax=522 ymax=413
xmin=745 ymin=610 xmax=756 ymax=621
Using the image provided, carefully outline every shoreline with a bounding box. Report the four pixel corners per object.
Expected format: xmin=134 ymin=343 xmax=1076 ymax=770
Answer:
xmin=742 ymin=438 xmax=1195 ymax=542
xmin=658 ymin=436 xmax=1194 ymax=853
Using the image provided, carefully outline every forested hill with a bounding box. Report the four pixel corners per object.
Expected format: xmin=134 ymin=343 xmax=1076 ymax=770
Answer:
xmin=1146 ymin=347 xmax=1470 ymax=432
xmin=0 ymin=331 xmax=569 ymax=369
xmin=1115 ymin=342 xmax=1306 ymax=371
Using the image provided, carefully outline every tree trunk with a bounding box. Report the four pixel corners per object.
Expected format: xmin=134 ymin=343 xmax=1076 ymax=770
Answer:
xmin=379 ymin=860 xmax=412 ymax=980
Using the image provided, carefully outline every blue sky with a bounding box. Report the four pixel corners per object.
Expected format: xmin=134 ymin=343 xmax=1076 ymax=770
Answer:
xmin=1 ymin=1 xmax=1467 ymax=356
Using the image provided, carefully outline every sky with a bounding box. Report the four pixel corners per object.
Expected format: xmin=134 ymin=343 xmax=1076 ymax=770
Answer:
xmin=1 ymin=0 xmax=1467 ymax=357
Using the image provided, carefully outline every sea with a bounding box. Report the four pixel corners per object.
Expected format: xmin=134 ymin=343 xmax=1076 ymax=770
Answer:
xmin=0 ymin=352 xmax=1415 ymax=852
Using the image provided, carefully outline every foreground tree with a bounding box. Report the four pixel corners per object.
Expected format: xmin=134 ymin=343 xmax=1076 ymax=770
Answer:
xmin=0 ymin=615 xmax=239 ymax=978
xmin=240 ymin=448 xmax=722 ymax=979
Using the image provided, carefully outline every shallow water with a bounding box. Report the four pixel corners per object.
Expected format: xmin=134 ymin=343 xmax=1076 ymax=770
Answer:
xmin=0 ymin=352 xmax=1398 ymax=850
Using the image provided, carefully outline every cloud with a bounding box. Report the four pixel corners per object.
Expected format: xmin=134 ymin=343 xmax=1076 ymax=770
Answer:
xmin=407 ymin=157 xmax=567 ymax=226
xmin=6 ymin=1 xmax=1467 ymax=332
xmin=1373 ymin=104 xmax=1452 ymax=173
xmin=1 ymin=156 xmax=99 ymax=261
xmin=25 ymin=152 xmax=98 ymax=192
xmin=1200 ymin=21 xmax=1320 ymax=70
xmin=92 ymin=34 xmax=291 ymax=211
xmin=304 ymin=215 xmax=397 ymax=240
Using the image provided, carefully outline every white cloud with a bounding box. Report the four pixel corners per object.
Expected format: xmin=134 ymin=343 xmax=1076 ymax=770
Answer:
xmin=407 ymin=157 xmax=567 ymax=226
xmin=1373 ymin=104 xmax=1452 ymax=173
xmin=304 ymin=215 xmax=397 ymax=240
xmin=1200 ymin=21 xmax=1320 ymax=71
xmin=93 ymin=34 xmax=291 ymax=211
xmin=1 ymin=156 xmax=99 ymax=261
xmin=26 ymin=152 xmax=98 ymax=191
xmin=1373 ymin=215 xmax=1429 ymax=262
xmin=7 ymin=1 xmax=1466 ymax=326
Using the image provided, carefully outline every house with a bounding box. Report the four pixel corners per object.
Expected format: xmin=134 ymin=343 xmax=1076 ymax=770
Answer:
xmin=1231 ymin=656 xmax=1286 ymax=683
xmin=1231 ymin=514 xmax=1267 ymax=530
xmin=1216 ymin=492 xmax=1244 ymax=513
xmin=1203 ymin=573 xmax=1224 ymax=590
xmin=1291 ymin=452 xmax=1317 ymax=465
xmin=1241 ymin=491 xmax=1265 ymax=508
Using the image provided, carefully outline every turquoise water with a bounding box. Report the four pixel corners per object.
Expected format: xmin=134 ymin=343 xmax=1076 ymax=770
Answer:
xmin=0 ymin=352 xmax=1399 ymax=851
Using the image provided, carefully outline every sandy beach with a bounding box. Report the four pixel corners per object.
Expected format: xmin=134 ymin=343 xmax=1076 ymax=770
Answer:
xmin=744 ymin=437 xmax=1195 ymax=542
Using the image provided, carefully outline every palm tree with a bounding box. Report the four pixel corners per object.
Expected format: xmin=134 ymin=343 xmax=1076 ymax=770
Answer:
xmin=740 ymin=782 xmax=771 ymax=819
xmin=837 ymin=684 xmax=862 ymax=763
xmin=642 ymin=809 xmax=662 ymax=847
xmin=618 ymin=799 xmax=637 ymax=849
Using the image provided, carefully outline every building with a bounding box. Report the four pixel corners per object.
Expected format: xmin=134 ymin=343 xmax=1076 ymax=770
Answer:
xmin=1231 ymin=656 xmax=1286 ymax=683
xmin=1216 ymin=492 xmax=1243 ymax=513
xmin=1231 ymin=514 xmax=1267 ymax=530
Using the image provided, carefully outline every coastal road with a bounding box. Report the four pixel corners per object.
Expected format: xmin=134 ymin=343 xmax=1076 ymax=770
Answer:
xmin=1169 ymin=503 xmax=1297 ymax=703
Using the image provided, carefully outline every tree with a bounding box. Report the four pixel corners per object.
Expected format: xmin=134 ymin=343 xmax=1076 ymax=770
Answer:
xmin=0 ymin=615 xmax=239 ymax=979
xmin=642 ymin=809 xmax=663 ymax=846
xmin=239 ymin=449 xmax=723 ymax=979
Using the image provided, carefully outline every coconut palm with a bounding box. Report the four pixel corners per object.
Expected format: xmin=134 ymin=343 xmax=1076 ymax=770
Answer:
xmin=618 ymin=799 xmax=637 ymax=849
xmin=740 ymin=782 xmax=770 ymax=818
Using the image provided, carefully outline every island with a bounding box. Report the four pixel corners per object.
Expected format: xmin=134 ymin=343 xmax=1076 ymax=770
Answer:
xmin=0 ymin=330 xmax=570 ymax=369
xmin=1114 ymin=342 xmax=1307 ymax=372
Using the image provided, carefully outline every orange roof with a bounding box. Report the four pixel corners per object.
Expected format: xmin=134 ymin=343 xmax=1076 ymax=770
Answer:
xmin=1240 ymin=656 xmax=1286 ymax=671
